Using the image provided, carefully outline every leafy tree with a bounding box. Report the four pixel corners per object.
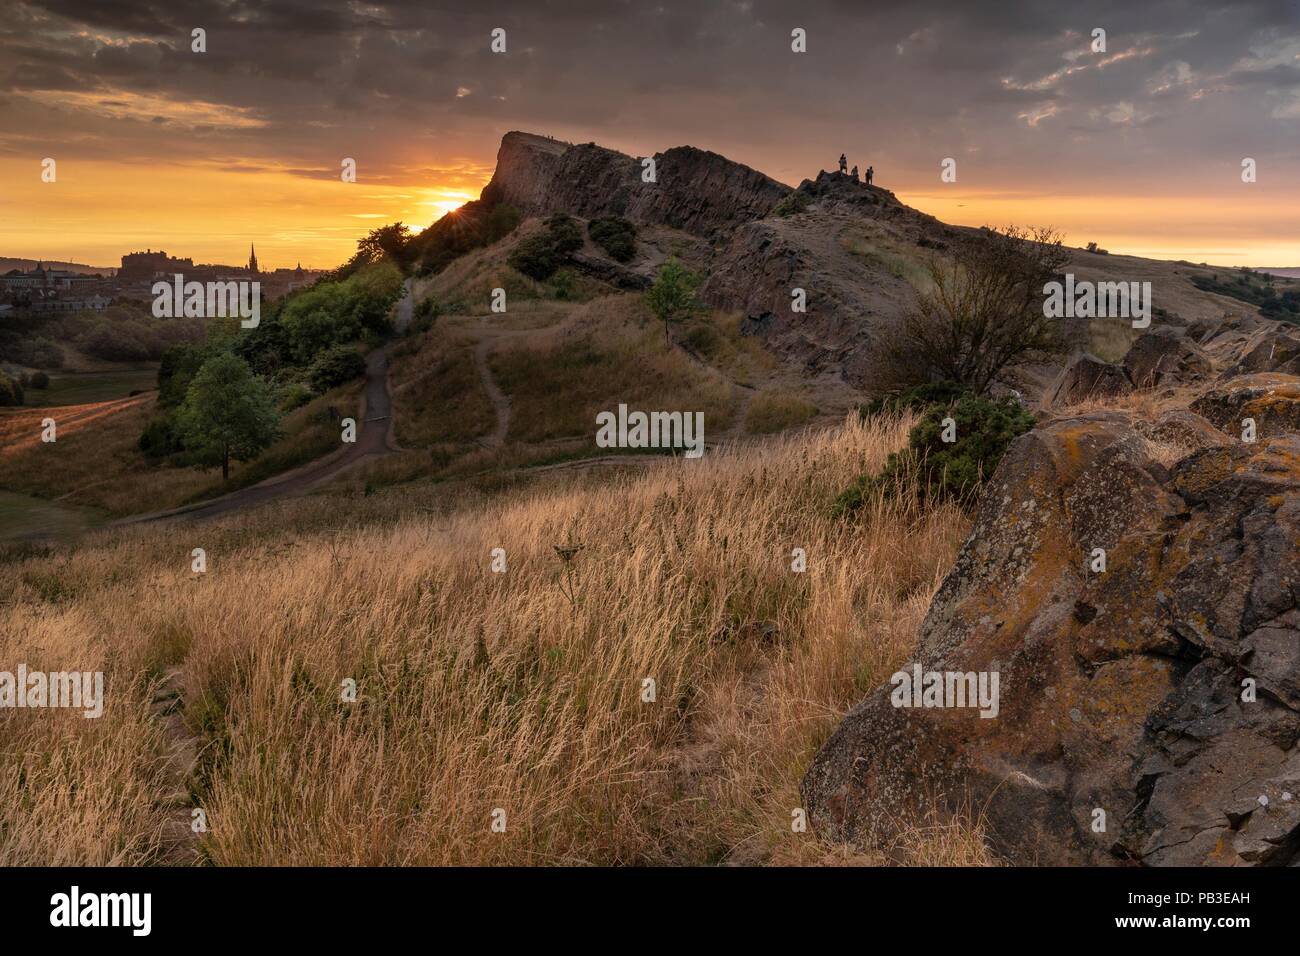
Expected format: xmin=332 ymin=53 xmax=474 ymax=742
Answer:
xmin=279 ymin=262 xmax=403 ymax=362
xmin=645 ymin=258 xmax=704 ymax=348
xmin=890 ymin=225 xmax=1069 ymax=394
xmin=157 ymin=343 xmax=212 ymax=408
xmin=177 ymin=351 xmax=281 ymax=481
xmin=357 ymin=222 xmax=415 ymax=271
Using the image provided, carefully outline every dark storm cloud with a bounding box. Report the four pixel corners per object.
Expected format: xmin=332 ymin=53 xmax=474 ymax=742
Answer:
xmin=1 ymin=0 xmax=1297 ymax=188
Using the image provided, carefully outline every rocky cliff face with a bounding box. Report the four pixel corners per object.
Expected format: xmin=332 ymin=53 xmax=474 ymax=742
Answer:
xmin=483 ymin=131 xmax=789 ymax=238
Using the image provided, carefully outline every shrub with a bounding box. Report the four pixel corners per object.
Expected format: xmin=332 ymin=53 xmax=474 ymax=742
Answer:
xmin=308 ymin=346 xmax=366 ymax=392
xmin=0 ymin=372 xmax=22 ymax=406
xmin=771 ymin=190 xmax=810 ymax=218
xmin=138 ymin=414 xmax=183 ymax=459
xmin=29 ymin=371 xmax=49 ymax=389
xmin=889 ymin=225 xmax=1069 ymax=395
xmin=279 ymin=261 xmax=403 ymax=362
xmin=551 ymin=268 xmax=578 ymax=300
xmin=278 ymin=381 xmax=315 ymax=411
xmin=588 ymin=217 xmax=637 ymax=262
xmin=509 ymin=215 xmax=584 ymax=280
xmin=835 ymin=392 xmax=1034 ymax=514
xmin=546 ymin=214 xmax=583 ymax=255
xmin=860 ymin=381 xmax=969 ymax=417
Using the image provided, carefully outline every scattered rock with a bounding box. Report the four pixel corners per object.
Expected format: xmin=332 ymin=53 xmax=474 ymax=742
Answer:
xmin=1123 ymin=326 xmax=1212 ymax=388
xmin=1043 ymin=353 xmax=1133 ymax=406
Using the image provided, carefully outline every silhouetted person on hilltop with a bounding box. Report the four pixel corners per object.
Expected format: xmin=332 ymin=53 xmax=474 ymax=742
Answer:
xmin=850 ymin=165 xmax=859 ymax=180
xmin=838 ymin=153 xmax=847 ymax=174
xmin=866 ymin=165 xmax=874 ymax=185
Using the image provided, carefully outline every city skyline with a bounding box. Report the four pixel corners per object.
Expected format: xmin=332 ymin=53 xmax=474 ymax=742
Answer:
xmin=2 ymin=0 xmax=1298 ymax=267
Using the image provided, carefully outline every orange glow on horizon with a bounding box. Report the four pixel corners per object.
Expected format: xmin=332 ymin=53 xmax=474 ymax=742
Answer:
xmin=0 ymin=159 xmax=491 ymax=270
xmin=2 ymin=159 xmax=1296 ymax=270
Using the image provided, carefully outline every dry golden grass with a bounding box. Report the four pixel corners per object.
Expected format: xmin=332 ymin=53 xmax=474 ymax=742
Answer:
xmin=389 ymin=329 xmax=495 ymax=447
xmin=0 ymin=412 xmax=986 ymax=866
xmin=745 ymin=390 xmax=819 ymax=435
xmin=486 ymin=295 xmax=736 ymax=446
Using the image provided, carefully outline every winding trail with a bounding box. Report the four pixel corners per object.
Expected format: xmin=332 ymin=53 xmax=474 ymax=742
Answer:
xmin=472 ymin=324 xmax=513 ymax=448
xmin=116 ymin=280 xmax=414 ymax=528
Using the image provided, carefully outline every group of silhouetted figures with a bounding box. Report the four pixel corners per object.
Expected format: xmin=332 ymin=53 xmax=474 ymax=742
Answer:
xmin=839 ymin=153 xmax=873 ymax=185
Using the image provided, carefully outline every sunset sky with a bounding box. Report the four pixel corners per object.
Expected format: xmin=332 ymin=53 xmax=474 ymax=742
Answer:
xmin=1 ymin=0 xmax=1297 ymax=270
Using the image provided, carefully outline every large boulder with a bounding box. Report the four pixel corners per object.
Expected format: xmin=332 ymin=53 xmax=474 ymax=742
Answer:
xmin=1190 ymin=373 xmax=1300 ymax=440
xmin=803 ymin=413 xmax=1300 ymax=865
xmin=1228 ymin=327 xmax=1300 ymax=377
xmin=1043 ymin=353 xmax=1132 ymax=406
xmin=1123 ymin=326 xmax=1212 ymax=388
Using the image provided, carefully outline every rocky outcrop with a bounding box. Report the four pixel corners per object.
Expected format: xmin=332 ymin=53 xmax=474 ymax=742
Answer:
xmin=1137 ymin=408 xmax=1229 ymax=451
xmin=482 ymin=132 xmax=788 ymax=239
xmin=1191 ymin=373 xmax=1300 ymax=439
xmin=1123 ymin=327 xmax=1212 ymax=388
xmin=1227 ymin=327 xmax=1300 ymax=377
xmin=696 ymin=210 xmax=928 ymax=387
xmin=803 ymin=410 xmax=1300 ymax=865
xmin=1044 ymin=353 xmax=1133 ymax=406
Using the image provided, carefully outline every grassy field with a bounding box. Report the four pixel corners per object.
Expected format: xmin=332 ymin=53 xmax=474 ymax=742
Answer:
xmin=22 ymin=367 xmax=159 ymax=406
xmin=0 ymin=412 xmax=988 ymax=866
xmin=488 ymin=300 xmax=736 ymax=445
xmin=0 ymin=382 xmax=362 ymax=519
xmin=0 ymin=489 xmax=106 ymax=539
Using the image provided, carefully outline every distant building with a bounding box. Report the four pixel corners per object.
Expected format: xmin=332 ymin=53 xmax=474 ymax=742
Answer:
xmin=1 ymin=261 xmax=82 ymax=291
xmin=119 ymin=249 xmax=194 ymax=281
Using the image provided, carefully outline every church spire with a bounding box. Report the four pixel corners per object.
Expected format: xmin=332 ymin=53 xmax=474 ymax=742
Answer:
xmin=248 ymin=243 xmax=259 ymax=274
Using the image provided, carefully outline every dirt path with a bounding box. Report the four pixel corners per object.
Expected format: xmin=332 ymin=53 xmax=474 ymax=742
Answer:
xmin=116 ymin=282 xmax=417 ymax=528
xmin=150 ymin=667 xmax=202 ymax=864
xmin=473 ymin=330 xmax=512 ymax=448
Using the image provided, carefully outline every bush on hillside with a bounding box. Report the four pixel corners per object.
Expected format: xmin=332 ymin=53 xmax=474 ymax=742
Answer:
xmin=860 ymin=380 xmax=970 ymax=417
xmin=29 ymin=371 xmax=49 ymax=389
xmin=771 ymin=190 xmax=810 ymax=218
xmin=588 ymin=217 xmax=637 ymax=262
xmin=835 ymin=391 xmax=1034 ymax=515
xmin=138 ymin=414 xmax=183 ymax=459
xmin=308 ymin=346 xmax=366 ymax=392
xmin=509 ymin=214 xmax=584 ymax=280
xmin=888 ymin=225 xmax=1070 ymax=395
xmin=0 ymin=372 xmax=22 ymax=406
xmin=279 ymin=261 xmax=404 ymax=362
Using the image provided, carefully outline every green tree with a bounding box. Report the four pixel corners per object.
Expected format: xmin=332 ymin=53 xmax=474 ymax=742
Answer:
xmin=177 ymin=351 xmax=281 ymax=481
xmin=357 ymin=222 xmax=414 ymax=271
xmin=645 ymin=258 xmax=704 ymax=349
